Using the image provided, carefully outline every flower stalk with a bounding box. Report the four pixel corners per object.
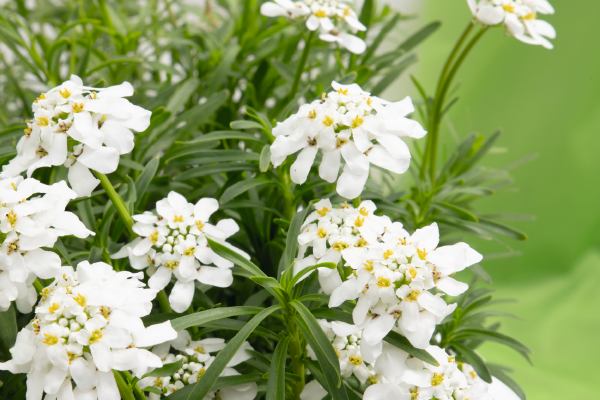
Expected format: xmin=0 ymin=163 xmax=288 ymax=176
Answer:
xmin=289 ymin=30 xmax=316 ymax=103
xmin=94 ymin=171 xmax=135 ymax=234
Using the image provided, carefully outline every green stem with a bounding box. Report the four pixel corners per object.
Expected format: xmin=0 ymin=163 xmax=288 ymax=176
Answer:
xmin=93 ymin=171 xmax=134 ymax=234
xmin=421 ymin=22 xmax=474 ymax=181
xmin=352 ymin=196 xmax=361 ymax=209
xmin=157 ymin=290 xmax=173 ymax=313
xmin=286 ymin=317 xmax=305 ymax=400
xmin=429 ymin=27 xmax=487 ymax=182
xmin=33 ymin=279 xmax=44 ymax=294
xmin=121 ymin=371 xmax=146 ymax=400
xmin=289 ymin=30 xmax=315 ymax=102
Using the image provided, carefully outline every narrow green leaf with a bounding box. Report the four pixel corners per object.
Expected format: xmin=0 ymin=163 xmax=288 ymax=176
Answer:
xmin=85 ymin=57 xmax=142 ymax=76
xmin=280 ymin=204 xmax=314 ymax=276
xmin=167 ymin=374 xmax=264 ymax=400
xmin=362 ymin=13 xmax=401 ymax=63
xmin=221 ymin=179 xmax=275 ymax=204
xmin=113 ymin=370 xmax=136 ymax=400
xmin=141 ymin=313 xmax=180 ymax=327
xmin=201 ymin=318 xmax=279 ymax=341
xmin=230 ymin=120 xmax=264 ymax=130
xmin=310 ymin=308 xmax=354 ymax=325
xmin=174 ymin=162 xmax=258 ymax=181
xmin=260 ymin=144 xmax=271 ymax=172
xmin=170 ymin=306 xmax=265 ymax=331
xmin=135 ymin=157 xmax=159 ymax=197
xmin=384 ymin=331 xmax=439 ymax=366
xmin=266 ymin=336 xmax=290 ymax=400
xmin=453 ymin=329 xmax=532 ymax=362
xmin=477 ymin=218 xmax=528 ymax=241
xmin=286 ymin=262 xmax=336 ymax=291
xmin=182 ymin=306 xmax=281 ymax=400
xmin=177 ymin=131 xmax=264 ymax=146
xmin=166 ymin=78 xmax=201 ymax=113
xmin=290 ymin=301 xmax=341 ymax=379
xmin=142 ymin=359 xmax=184 ymax=379
xmin=250 ymin=276 xmax=283 ymax=290
xmin=54 ymin=238 xmax=73 ymax=266
xmin=208 ymin=43 xmax=240 ymax=94
xmin=452 ymin=342 xmax=492 ymax=383
xmin=119 ymin=157 xmax=145 ymax=171
xmin=0 ymin=305 xmax=18 ymax=347
xmin=397 ymin=21 xmax=441 ymax=53
xmin=220 ymin=200 xmax=283 ymax=217
xmin=207 ymin=238 xmax=267 ymax=278
xmin=434 ymin=201 xmax=479 ymax=222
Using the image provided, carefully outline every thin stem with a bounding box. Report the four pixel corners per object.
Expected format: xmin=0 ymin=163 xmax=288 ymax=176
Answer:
xmin=286 ymin=317 xmax=305 ymax=400
xmin=33 ymin=279 xmax=44 ymax=294
xmin=421 ymin=22 xmax=474 ymax=181
xmin=429 ymin=27 xmax=488 ymax=182
xmin=93 ymin=171 xmax=134 ymax=234
xmin=289 ymin=30 xmax=315 ymax=102
xmin=157 ymin=290 xmax=173 ymax=313
xmin=352 ymin=196 xmax=361 ymax=208
xmin=121 ymin=371 xmax=146 ymax=400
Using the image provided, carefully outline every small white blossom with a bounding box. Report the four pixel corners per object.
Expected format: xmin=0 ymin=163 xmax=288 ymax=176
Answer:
xmin=270 ymin=82 xmax=426 ymax=199
xmin=467 ymin=0 xmax=555 ymax=49
xmin=0 ymin=177 xmax=93 ymax=313
xmin=260 ymin=0 xmax=367 ymax=54
xmin=138 ymin=330 xmax=257 ymax=399
xmin=0 ymin=261 xmax=178 ymax=400
xmin=111 ymin=192 xmax=250 ymax=313
xmin=1 ymin=75 xmax=152 ymax=197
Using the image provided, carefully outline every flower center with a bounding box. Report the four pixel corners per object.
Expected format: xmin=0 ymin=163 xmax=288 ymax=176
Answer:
xmin=336 ymin=137 xmax=348 ymax=148
xmin=351 ymin=115 xmax=364 ymax=128
xmin=332 ymin=241 xmax=349 ymax=251
xmin=195 ymin=346 xmax=205 ymax=354
xmin=417 ymin=248 xmax=427 ymax=260
xmin=49 ymin=303 xmax=60 ymax=314
xmin=59 ymin=88 xmax=71 ymax=98
xmin=174 ymin=215 xmax=184 ymax=223
xmin=150 ymin=231 xmax=159 ymax=244
xmin=314 ymin=9 xmax=327 ymax=18
xmin=37 ymin=117 xmax=49 ymax=126
xmin=502 ymin=3 xmax=515 ymax=13
xmin=522 ymin=11 xmax=537 ymax=20
xmin=89 ymin=329 xmax=103 ymax=344
xmin=317 ymin=227 xmax=327 ymax=238
xmin=383 ymin=249 xmax=393 ymax=260
xmin=337 ymin=88 xmax=349 ymax=95
xmin=317 ymin=207 xmax=330 ymax=217
xmin=431 ymin=372 xmax=444 ymax=386
xmin=349 ymin=355 xmax=362 ymax=365
xmin=195 ymin=220 xmax=204 ymax=231
xmin=409 ymin=268 xmax=417 ymax=279
xmin=308 ymin=109 xmax=317 ymax=120
xmin=6 ymin=211 xmax=17 ymax=228
xmin=73 ymin=293 xmax=86 ymax=307
xmin=355 ymin=216 xmax=364 ymax=227
xmin=359 ymin=207 xmax=369 ymax=216
xmin=377 ymin=277 xmax=391 ymax=287
xmin=42 ymin=334 xmax=59 ymax=345
xmin=363 ymin=260 xmax=373 ymax=272
xmin=72 ymin=103 xmax=84 ymax=113
xmin=355 ymin=237 xmax=367 ymax=247
xmin=165 ymin=261 xmax=180 ymax=270
xmin=405 ymin=290 xmax=421 ymax=302
xmin=184 ymin=247 xmax=195 ymax=256
xmin=323 ymin=115 xmax=334 ymax=126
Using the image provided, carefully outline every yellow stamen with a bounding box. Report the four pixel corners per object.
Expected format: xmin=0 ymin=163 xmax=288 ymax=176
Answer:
xmin=314 ymin=9 xmax=327 ymax=18
xmin=405 ymin=290 xmax=421 ymax=302
xmin=351 ymin=115 xmax=364 ymax=129
xmin=522 ymin=11 xmax=537 ymax=20
xmin=37 ymin=117 xmax=49 ymax=126
xmin=377 ymin=277 xmax=391 ymax=288
xmin=359 ymin=207 xmax=369 ymax=216
xmin=355 ymin=216 xmax=364 ymax=227
xmin=349 ymin=355 xmax=362 ymax=365
xmin=417 ymin=248 xmax=428 ymax=260
xmin=184 ymin=247 xmax=195 ymax=256
xmin=42 ymin=334 xmax=59 ymax=345
xmin=431 ymin=372 xmax=444 ymax=386
xmin=317 ymin=207 xmax=330 ymax=217
xmin=195 ymin=346 xmax=205 ymax=354
xmin=173 ymin=215 xmax=184 ymax=223
xmin=323 ymin=115 xmax=334 ymax=126
xmin=73 ymin=293 xmax=86 ymax=307
xmin=59 ymin=88 xmax=71 ymax=98
xmin=383 ymin=249 xmax=393 ymax=260
xmin=336 ymin=137 xmax=348 ymax=148
xmin=363 ymin=260 xmax=373 ymax=272
xmin=165 ymin=261 xmax=179 ymax=270
xmin=317 ymin=227 xmax=327 ymax=238
xmin=355 ymin=237 xmax=368 ymax=247
xmin=49 ymin=303 xmax=60 ymax=314
xmin=408 ymin=268 xmax=417 ymax=279
xmin=308 ymin=109 xmax=317 ymax=120
xmin=89 ymin=329 xmax=103 ymax=344
xmin=72 ymin=103 xmax=85 ymax=113
xmin=196 ymin=220 xmax=205 ymax=231
xmin=502 ymin=3 xmax=515 ymax=13
xmin=150 ymin=231 xmax=159 ymax=244
xmin=332 ymin=241 xmax=349 ymax=251
xmin=337 ymin=88 xmax=349 ymax=95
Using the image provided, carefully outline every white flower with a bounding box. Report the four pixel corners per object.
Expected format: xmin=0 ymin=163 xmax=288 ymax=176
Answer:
xmin=0 ymin=177 xmax=93 ymax=313
xmin=112 ymin=192 xmax=250 ymax=313
xmin=139 ymin=330 xmax=257 ymax=399
xmin=467 ymin=0 xmax=555 ymax=49
xmin=300 ymin=379 xmax=328 ymax=400
xmin=1 ymin=74 xmax=152 ymax=197
xmin=0 ymin=261 xmax=178 ymax=400
xmin=260 ymin=0 xmax=368 ymax=54
xmin=270 ymin=82 xmax=426 ymax=199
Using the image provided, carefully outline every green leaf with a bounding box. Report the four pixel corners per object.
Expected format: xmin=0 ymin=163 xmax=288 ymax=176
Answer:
xmin=181 ymin=306 xmax=281 ymax=400
xmin=167 ymin=374 xmax=265 ymax=400
xmin=170 ymin=306 xmax=265 ymax=331
xmin=207 ymin=238 xmax=267 ymax=278
xmin=266 ymin=336 xmax=290 ymax=400
xmin=362 ymin=13 xmax=401 ymax=63
xmin=166 ymin=78 xmax=201 ymax=113
xmin=250 ymin=276 xmax=283 ymax=290
xmin=0 ymin=305 xmax=18 ymax=347
xmin=310 ymin=308 xmax=354 ymax=325
xmin=260 ymin=144 xmax=271 ymax=172
xmin=174 ymin=162 xmax=258 ymax=181
xmin=221 ymin=179 xmax=275 ymax=204
xmin=135 ymin=157 xmax=159 ymax=197
xmin=397 ymin=21 xmax=441 ymax=53
xmin=177 ymin=131 xmax=265 ymax=146
xmin=470 ymin=264 xmax=492 ymax=284
xmin=453 ymin=329 xmax=532 ymax=362
xmin=290 ymin=301 xmax=341 ymax=379
xmin=384 ymin=331 xmax=439 ymax=366
xmin=280 ymin=203 xmax=314 ymax=276
xmin=230 ymin=120 xmax=265 ymax=130
xmin=113 ymin=370 xmax=136 ymax=400
xmin=286 ymin=262 xmax=336 ymax=291
xmin=434 ymin=201 xmax=479 ymax=222
xmin=54 ymin=238 xmax=73 ymax=266
xmin=166 ymin=149 xmax=259 ymax=166
xmin=119 ymin=158 xmax=145 ymax=171
xmin=208 ymin=43 xmax=240 ymax=94
xmin=142 ymin=358 xmax=184 ymax=379
xmin=477 ymin=218 xmax=528 ymax=241
xmin=201 ymin=318 xmax=279 ymax=341
xmin=487 ymin=364 xmax=527 ymax=400
xmin=220 ymin=200 xmax=283 ymax=217
xmin=452 ymin=342 xmax=492 ymax=383
xmin=141 ymin=313 xmax=180 ymax=327
xmin=85 ymin=57 xmax=143 ymax=76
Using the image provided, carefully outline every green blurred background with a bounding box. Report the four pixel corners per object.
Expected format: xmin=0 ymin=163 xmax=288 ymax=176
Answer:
xmin=410 ymin=0 xmax=600 ymax=397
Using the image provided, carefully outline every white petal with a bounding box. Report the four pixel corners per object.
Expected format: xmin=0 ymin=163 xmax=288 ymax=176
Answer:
xmin=23 ymin=248 xmax=61 ymax=279
xmin=101 ymin=120 xmax=134 ymax=155
xmin=340 ymin=141 xmax=369 ymax=175
xmin=363 ymin=313 xmax=395 ymax=345
xmin=70 ymin=357 xmax=98 ymax=391
xmin=44 ymin=366 xmax=68 ymax=394
xmin=133 ymin=321 xmax=178 ymax=348
xmin=435 ymin=276 xmax=469 ymax=296
xmin=364 ymin=383 xmax=409 ymax=400
xmin=194 ymin=198 xmax=219 ymax=222
xmin=337 ymin=33 xmax=367 ymax=54
xmin=366 ymin=145 xmax=410 ymax=174
xmin=336 ymin=165 xmax=368 ymax=199
xmin=90 ymin=341 xmax=112 ymax=372
xmin=96 ymin=371 xmax=119 ymax=400
xmin=319 ymin=148 xmax=340 ymax=183
xmin=290 ymin=146 xmax=318 ymax=185
xmin=77 ymin=146 xmax=120 ymax=174
xmin=198 ymin=266 xmax=233 ymax=288
xmin=148 ymin=267 xmax=172 ymax=290
xmin=300 ymin=380 xmax=327 ymax=400
xmin=476 ymin=5 xmax=505 ymax=25
xmin=68 ymin=162 xmax=100 ymax=198
xmin=260 ymin=2 xmax=286 ymax=17
xmin=169 ymin=280 xmax=195 ymax=313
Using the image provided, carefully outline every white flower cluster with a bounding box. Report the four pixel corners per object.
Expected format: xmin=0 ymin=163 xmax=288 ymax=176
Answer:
xmin=308 ymin=320 xmax=379 ymax=385
xmin=270 ymin=82 xmax=426 ymax=199
xmin=362 ymin=344 xmax=489 ymax=400
xmin=1 ymin=74 xmax=152 ymax=197
xmin=112 ymin=192 xmax=249 ymax=313
xmin=295 ymin=199 xmax=482 ymax=350
xmin=0 ymin=176 xmax=92 ymax=313
xmin=0 ymin=261 xmax=178 ymax=400
xmin=139 ymin=330 xmax=257 ymax=400
xmin=467 ymin=0 xmax=555 ymax=49
xmin=260 ymin=0 xmax=367 ymax=54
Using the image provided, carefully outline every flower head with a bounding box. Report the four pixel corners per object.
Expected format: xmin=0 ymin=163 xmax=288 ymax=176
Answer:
xmin=0 ymin=261 xmax=178 ymax=400
xmin=270 ymin=82 xmax=426 ymax=199
xmin=1 ymin=75 xmax=152 ymax=197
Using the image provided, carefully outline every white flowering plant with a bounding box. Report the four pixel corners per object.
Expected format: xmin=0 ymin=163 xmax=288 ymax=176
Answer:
xmin=0 ymin=0 xmax=554 ymax=399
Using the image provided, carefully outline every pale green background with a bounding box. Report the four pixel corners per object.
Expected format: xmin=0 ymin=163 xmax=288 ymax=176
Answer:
xmin=407 ymin=0 xmax=599 ymax=397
